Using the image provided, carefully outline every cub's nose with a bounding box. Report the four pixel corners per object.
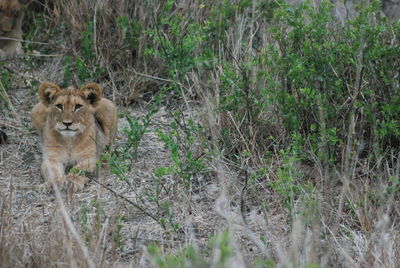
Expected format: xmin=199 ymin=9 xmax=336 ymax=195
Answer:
xmin=63 ymin=121 xmax=73 ymax=128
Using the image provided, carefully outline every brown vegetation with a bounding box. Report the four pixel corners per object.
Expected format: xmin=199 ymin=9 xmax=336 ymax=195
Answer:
xmin=0 ymin=0 xmax=399 ymax=267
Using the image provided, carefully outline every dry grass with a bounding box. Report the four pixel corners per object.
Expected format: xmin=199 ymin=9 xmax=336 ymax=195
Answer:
xmin=0 ymin=0 xmax=400 ymax=267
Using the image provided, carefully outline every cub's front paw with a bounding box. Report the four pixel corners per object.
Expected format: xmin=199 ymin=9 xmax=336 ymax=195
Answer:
xmin=66 ymin=173 xmax=88 ymax=192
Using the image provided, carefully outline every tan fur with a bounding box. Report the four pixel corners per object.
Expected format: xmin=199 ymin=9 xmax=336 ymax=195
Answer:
xmin=31 ymin=82 xmax=118 ymax=191
xmin=0 ymin=0 xmax=32 ymax=59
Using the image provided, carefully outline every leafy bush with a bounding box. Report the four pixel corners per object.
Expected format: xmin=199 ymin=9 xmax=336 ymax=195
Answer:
xmin=264 ymin=0 xmax=400 ymax=166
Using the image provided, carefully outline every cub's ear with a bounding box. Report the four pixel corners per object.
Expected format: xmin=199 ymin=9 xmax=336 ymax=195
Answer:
xmin=39 ymin=82 xmax=61 ymax=106
xmin=80 ymin=83 xmax=103 ymax=105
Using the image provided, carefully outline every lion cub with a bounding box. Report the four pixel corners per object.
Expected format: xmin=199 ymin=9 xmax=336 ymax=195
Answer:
xmin=31 ymin=82 xmax=117 ymax=191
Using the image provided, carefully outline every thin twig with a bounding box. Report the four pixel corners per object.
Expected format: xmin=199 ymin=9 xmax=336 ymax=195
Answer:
xmin=88 ymin=176 xmax=159 ymax=223
xmin=132 ymin=69 xmax=173 ymax=83
xmin=25 ymin=53 xmax=64 ymax=57
xmin=0 ymin=37 xmax=48 ymax=45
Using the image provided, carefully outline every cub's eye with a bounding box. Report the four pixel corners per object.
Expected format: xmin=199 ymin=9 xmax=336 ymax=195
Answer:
xmin=75 ymin=104 xmax=83 ymax=111
xmin=55 ymin=104 xmax=63 ymax=110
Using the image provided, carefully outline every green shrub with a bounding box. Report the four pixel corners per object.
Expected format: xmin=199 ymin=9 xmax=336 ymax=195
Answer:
xmin=264 ymin=0 xmax=400 ymax=165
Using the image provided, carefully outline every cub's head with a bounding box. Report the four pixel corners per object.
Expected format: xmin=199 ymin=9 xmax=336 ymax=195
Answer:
xmin=39 ymin=82 xmax=103 ymax=137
